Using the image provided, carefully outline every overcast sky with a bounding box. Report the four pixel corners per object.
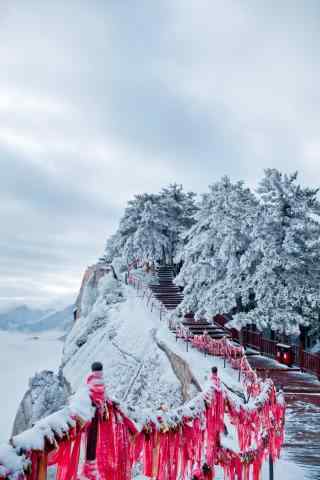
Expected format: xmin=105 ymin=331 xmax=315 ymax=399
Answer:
xmin=0 ymin=1 xmax=319 ymax=309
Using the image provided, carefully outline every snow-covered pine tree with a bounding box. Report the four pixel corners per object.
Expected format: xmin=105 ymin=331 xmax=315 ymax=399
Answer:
xmin=103 ymin=232 xmax=122 ymax=263
xmin=103 ymin=185 xmax=197 ymax=266
xmin=132 ymin=199 xmax=170 ymax=262
xmin=175 ymin=177 xmax=258 ymax=320
xmin=102 ymin=193 xmax=157 ymax=264
xmin=234 ymin=169 xmax=320 ymax=335
xmin=159 ymin=184 xmax=197 ymax=263
xmin=119 ymin=193 xmax=158 ymax=262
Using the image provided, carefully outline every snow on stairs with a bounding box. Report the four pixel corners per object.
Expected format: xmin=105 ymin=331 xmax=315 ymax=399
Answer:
xmin=150 ymin=266 xmax=230 ymax=340
xmin=150 ymin=265 xmax=184 ymax=310
xmin=182 ymin=319 xmax=230 ymax=340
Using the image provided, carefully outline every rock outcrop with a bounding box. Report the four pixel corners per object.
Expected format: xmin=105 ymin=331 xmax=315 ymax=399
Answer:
xmin=74 ymin=263 xmax=111 ymax=320
xmin=11 ymin=369 xmax=71 ymax=436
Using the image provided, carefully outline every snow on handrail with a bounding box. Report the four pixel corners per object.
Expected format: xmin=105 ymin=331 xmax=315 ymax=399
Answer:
xmin=0 ymin=385 xmax=93 ymax=479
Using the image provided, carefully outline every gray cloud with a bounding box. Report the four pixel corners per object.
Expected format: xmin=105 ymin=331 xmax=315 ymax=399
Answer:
xmin=0 ymin=0 xmax=319 ymax=308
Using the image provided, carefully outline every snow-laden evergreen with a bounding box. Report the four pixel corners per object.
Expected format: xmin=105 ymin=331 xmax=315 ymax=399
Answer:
xmin=175 ymin=170 xmax=320 ymax=336
xmin=234 ymin=169 xmax=320 ymax=334
xmin=101 ymin=171 xmax=320 ymax=337
xmin=104 ymin=184 xmax=197 ymax=266
xmin=175 ymin=176 xmax=258 ymax=320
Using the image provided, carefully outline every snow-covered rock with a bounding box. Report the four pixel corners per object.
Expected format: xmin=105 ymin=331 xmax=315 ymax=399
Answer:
xmin=11 ymin=370 xmax=71 ymax=436
xmin=62 ymin=270 xmax=184 ymax=416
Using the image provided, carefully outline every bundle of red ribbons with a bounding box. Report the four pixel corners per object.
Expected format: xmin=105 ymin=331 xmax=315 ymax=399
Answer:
xmin=36 ymin=367 xmax=284 ymax=480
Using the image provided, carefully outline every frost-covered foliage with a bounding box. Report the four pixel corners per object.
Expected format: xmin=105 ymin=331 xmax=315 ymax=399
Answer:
xmin=111 ymin=256 xmax=128 ymax=279
xmin=11 ymin=370 xmax=71 ymax=436
xmin=175 ymin=177 xmax=258 ymax=320
xmin=104 ymin=184 xmax=197 ymax=265
xmin=234 ymin=170 xmax=320 ymax=334
xmin=176 ymin=171 xmax=320 ymax=336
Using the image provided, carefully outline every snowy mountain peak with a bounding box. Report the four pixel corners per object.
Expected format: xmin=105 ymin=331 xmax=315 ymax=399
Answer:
xmin=0 ymin=304 xmax=74 ymax=332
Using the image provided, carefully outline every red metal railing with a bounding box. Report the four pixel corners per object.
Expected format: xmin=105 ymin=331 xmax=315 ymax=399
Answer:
xmin=213 ymin=317 xmax=320 ymax=379
xmin=291 ymin=346 xmax=320 ymax=376
xmin=302 ymin=351 xmax=320 ymax=376
xmin=245 ymin=331 xmax=261 ymax=350
xmin=260 ymin=338 xmax=278 ymax=358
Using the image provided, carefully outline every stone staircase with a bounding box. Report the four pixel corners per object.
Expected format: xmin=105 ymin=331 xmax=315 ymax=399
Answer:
xmin=149 ymin=265 xmax=184 ymax=310
xmin=182 ymin=320 xmax=229 ymax=340
xmin=150 ymin=265 xmax=228 ymax=340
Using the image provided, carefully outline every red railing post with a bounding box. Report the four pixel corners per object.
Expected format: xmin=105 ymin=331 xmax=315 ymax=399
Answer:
xmin=299 ymin=348 xmax=304 ymax=370
xmin=37 ymin=452 xmax=48 ymax=480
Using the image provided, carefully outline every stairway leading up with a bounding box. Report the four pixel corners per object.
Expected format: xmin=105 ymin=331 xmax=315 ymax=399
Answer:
xmin=149 ymin=265 xmax=183 ymax=310
xmin=149 ymin=265 xmax=229 ymax=340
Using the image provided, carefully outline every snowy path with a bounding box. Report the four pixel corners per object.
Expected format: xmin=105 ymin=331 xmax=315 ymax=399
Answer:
xmin=0 ymin=331 xmax=62 ymax=443
xmin=248 ymin=354 xmax=320 ymax=480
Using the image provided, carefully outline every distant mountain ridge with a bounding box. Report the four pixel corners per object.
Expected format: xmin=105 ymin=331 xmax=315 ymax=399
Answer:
xmin=0 ymin=304 xmax=74 ymax=332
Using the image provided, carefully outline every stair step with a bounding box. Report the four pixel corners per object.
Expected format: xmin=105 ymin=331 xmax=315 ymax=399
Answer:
xmin=150 ymin=285 xmax=180 ymax=288
xmin=152 ymin=288 xmax=181 ymax=292
xmin=151 ymin=288 xmax=183 ymax=296
xmin=182 ymin=322 xmax=210 ymax=326
xmin=161 ymin=299 xmax=182 ymax=302
xmin=154 ymin=295 xmax=183 ymax=298
xmin=162 ymin=303 xmax=181 ymax=306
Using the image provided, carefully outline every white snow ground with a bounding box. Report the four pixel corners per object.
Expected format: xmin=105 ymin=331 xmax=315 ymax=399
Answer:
xmin=0 ymin=331 xmax=63 ymax=443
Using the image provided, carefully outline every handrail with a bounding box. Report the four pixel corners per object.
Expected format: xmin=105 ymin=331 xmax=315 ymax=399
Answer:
xmin=215 ymin=319 xmax=320 ymax=379
xmin=0 ymin=385 xmax=93 ymax=479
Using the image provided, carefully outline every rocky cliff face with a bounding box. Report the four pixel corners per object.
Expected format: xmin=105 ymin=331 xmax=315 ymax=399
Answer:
xmin=11 ymin=370 xmax=71 ymax=437
xmin=74 ymin=263 xmax=111 ymax=320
